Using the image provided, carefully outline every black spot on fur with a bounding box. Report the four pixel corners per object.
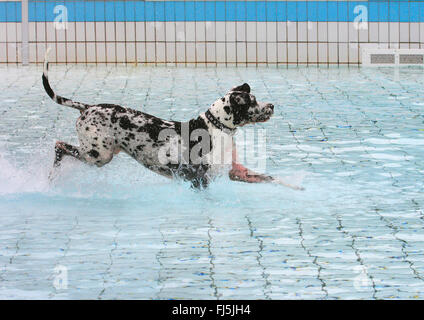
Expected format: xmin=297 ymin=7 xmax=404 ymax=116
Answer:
xmin=119 ymin=116 xmax=138 ymax=131
xmin=229 ymin=92 xmax=252 ymax=125
xmin=230 ymin=92 xmax=251 ymax=106
xmin=105 ymin=105 xmax=127 ymax=124
xmin=173 ymin=116 xmax=212 ymax=162
xmin=88 ymin=150 xmax=99 ymax=158
xmin=135 ymin=114 xmax=172 ymax=141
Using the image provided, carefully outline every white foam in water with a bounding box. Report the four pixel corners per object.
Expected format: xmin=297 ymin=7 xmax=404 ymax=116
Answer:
xmin=281 ymin=170 xmax=308 ymax=188
xmin=0 ymin=152 xmax=51 ymax=195
xmin=269 ymin=173 xmax=307 ymax=190
xmin=0 ymin=146 xmax=311 ymax=204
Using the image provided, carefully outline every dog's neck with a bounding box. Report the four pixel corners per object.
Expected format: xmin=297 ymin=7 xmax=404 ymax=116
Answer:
xmin=201 ymin=103 xmax=236 ymax=135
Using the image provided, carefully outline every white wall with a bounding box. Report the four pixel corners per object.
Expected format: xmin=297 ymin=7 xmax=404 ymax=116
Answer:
xmin=2 ymin=21 xmax=422 ymax=65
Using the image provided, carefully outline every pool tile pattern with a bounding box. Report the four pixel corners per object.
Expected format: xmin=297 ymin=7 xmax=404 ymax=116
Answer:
xmin=0 ymin=65 xmax=423 ymax=299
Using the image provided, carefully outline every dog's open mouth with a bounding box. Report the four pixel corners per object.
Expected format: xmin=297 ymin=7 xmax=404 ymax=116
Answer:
xmin=254 ymin=112 xmax=274 ymax=124
xmin=241 ymin=114 xmax=273 ymax=127
xmin=256 ymin=116 xmax=272 ymax=123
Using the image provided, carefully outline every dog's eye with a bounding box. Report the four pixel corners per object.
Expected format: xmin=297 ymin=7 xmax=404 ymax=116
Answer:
xmin=230 ymin=92 xmax=251 ymax=107
xmin=235 ymin=96 xmax=244 ymax=104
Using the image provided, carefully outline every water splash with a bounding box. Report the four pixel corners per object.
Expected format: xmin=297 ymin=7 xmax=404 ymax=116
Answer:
xmin=0 ymin=152 xmax=51 ymax=195
xmin=0 ymin=147 xmax=367 ymax=218
xmin=277 ymin=170 xmax=308 ymax=189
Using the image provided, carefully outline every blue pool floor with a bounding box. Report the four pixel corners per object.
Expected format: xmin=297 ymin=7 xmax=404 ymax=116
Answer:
xmin=0 ymin=65 xmax=423 ymax=299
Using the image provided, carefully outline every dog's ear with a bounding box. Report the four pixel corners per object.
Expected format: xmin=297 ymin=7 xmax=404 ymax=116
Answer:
xmin=231 ymin=83 xmax=250 ymax=93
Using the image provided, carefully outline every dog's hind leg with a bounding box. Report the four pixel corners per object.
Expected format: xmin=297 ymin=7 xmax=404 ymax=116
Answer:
xmin=49 ymin=141 xmax=114 ymax=181
xmin=53 ymin=141 xmax=81 ymax=167
xmin=53 ymin=141 xmax=114 ymax=167
xmin=49 ymin=141 xmax=83 ymax=181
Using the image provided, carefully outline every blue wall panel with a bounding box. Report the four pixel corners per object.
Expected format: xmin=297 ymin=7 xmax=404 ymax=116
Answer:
xmin=0 ymin=1 xmax=423 ymax=23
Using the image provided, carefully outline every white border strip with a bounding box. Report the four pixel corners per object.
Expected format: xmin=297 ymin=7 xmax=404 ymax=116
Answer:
xmin=21 ymin=0 xmax=29 ymax=65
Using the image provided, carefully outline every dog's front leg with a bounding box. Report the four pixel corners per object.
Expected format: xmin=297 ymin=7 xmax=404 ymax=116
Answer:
xmin=229 ymin=139 xmax=304 ymax=190
xmin=229 ymin=162 xmax=303 ymax=190
xmin=229 ymin=163 xmax=273 ymax=183
xmin=229 ymin=139 xmax=273 ymax=183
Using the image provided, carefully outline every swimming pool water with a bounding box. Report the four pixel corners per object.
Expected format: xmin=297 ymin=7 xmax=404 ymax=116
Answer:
xmin=0 ymin=65 xmax=423 ymax=299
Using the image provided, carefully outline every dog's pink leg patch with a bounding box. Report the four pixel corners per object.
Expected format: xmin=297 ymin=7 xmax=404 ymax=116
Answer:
xmin=230 ymin=139 xmax=273 ymax=183
xmin=229 ymin=163 xmax=271 ymax=183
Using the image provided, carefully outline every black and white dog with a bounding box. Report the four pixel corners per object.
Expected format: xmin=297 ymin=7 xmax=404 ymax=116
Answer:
xmin=43 ymin=51 xmax=302 ymax=190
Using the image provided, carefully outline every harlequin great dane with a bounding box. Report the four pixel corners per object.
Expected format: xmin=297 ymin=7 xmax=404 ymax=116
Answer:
xmin=43 ymin=51 xmax=302 ymax=190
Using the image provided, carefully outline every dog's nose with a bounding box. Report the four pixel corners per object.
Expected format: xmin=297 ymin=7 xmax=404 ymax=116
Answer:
xmin=267 ymin=104 xmax=274 ymax=111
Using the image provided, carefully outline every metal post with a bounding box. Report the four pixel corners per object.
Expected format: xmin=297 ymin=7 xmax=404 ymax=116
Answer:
xmin=21 ymin=0 xmax=29 ymax=65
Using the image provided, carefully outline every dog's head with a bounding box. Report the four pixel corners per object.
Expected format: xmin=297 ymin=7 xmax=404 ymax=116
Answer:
xmin=208 ymin=83 xmax=274 ymax=129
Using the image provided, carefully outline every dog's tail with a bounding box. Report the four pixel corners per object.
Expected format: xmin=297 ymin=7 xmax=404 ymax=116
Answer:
xmin=42 ymin=48 xmax=90 ymax=112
